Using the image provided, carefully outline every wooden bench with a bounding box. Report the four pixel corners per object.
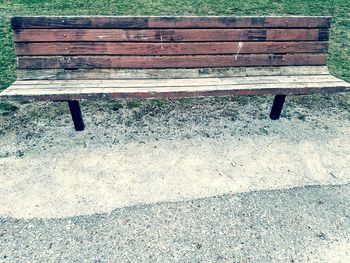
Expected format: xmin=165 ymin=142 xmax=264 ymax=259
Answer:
xmin=1 ymin=16 xmax=349 ymax=131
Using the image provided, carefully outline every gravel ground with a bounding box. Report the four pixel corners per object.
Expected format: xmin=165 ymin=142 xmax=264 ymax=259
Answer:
xmin=0 ymin=184 xmax=350 ymax=262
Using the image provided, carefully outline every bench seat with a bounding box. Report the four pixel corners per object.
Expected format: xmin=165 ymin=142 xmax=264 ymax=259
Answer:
xmin=2 ymin=73 xmax=350 ymax=101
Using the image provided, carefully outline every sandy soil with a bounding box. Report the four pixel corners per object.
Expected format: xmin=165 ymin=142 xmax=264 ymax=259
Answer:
xmin=0 ymin=94 xmax=350 ymax=218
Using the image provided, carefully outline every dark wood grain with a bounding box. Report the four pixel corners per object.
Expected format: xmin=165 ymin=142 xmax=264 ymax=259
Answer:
xmin=11 ymin=16 xmax=149 ymax=29
xmin=15 ymin=42 xmax=328 ymax=56
xmin=11 ymin=16 xmax=332 ymax=29
xmin=17 ymin=54 xmax=327 ymax=69
xmin=148 ymin=16 xmax=332 ymax=29
xmin=318 ymin=29 xmax=330 ymax=41
xmin=13 ymin=28 xmax=325 ymax=42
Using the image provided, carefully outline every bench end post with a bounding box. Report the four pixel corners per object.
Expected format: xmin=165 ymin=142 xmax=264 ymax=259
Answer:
xmin=270 ymin=95 xmax=286 ymax=120
xmin=68 ymin=100 xmax=85 ymax=131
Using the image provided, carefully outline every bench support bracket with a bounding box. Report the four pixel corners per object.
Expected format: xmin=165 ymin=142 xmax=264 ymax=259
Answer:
xmin=270 ymin=95 xmax=286 ymax=120
xmin=68 ymin=100 xmax=85 ymax=131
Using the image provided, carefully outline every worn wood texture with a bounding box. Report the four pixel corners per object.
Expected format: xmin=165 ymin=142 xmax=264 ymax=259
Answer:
xmin=13 ymin=28 xmax=327 ymax=42
xmin=12 ymin=16 xmax=331 ymax=71
xmin=11 ymin=16 xmax=332 ymax=29
xmin=1 ymin=76 xmax=349 ymax=102
xmin=318 ymin=28 xmax=330 ymax=41
xmin=12 ymin=75 xmax=342 ymax=87
xmin=17 ymin=54 xmax=327 ymax=69
xmin=16 ymin=66 xmax=331 ymax=80
xmin=15 ymin=41 xmax=328 ymax=56
xmin=2 ymin=15 xmax=349 ymax=107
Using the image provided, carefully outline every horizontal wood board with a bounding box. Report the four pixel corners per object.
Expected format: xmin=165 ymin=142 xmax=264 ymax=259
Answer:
xmin=15 ymin=42 xmax=328 ymax=56
xmin=12 ymin=16 xmax=331 ymax=69
xmin=13 ymin=28 xmax=329 ymax=42
xmin=11 ymin=16 xmax=332 ymax=29
xmin=16 ymin=66 xmax=330 ymax=80
xmin=1 ymin=75 xmax=349 ymax=101
xmin=17 ymin=54 xmax=328 ymax=69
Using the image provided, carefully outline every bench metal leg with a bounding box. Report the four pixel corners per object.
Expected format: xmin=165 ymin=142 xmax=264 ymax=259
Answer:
xmin=270 ymin=95 xmax=286 ymax=120
xmin=68 ymin=101 xmax=85 ymax=131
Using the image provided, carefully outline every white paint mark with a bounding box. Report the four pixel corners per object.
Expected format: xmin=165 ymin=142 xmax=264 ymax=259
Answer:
xmin=97 ymin=35 xmax=109 ymax=39
xmin=234 ymin=42 xmax=244 ymax=61
xmin=160 ymin=35 xmax=164 ymax=50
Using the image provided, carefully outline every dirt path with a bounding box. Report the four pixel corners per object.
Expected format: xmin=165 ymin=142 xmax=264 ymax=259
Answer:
xmin=0 ymin=94 xmax=350 ymax=218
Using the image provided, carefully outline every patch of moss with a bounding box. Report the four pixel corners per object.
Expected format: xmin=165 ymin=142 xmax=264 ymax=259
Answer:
xmin=0 ymin=102 xmax=18 ymax=116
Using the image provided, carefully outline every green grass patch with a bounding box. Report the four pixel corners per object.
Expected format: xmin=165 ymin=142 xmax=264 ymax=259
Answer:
xmin=0 ymin=102 xmax=18 ymax=116
xmin=126 ymin=99 xmax=143 ymax=109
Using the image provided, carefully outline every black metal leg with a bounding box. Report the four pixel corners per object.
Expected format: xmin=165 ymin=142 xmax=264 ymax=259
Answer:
xmin=68 ymin=101 xmax=85 ymax=131
xmin=269 ymin=95 xmax=286 ymax=120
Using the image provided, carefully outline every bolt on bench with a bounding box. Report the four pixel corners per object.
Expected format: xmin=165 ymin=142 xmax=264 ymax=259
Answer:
xmin=1 ymin=16 xmax=349 ymax=131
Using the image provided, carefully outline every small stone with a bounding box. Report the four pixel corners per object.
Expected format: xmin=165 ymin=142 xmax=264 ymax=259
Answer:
xmin=0 ymin=229 xmax=6 ymax=237
xmin=317 ymin=232 xmax=326 ymax=240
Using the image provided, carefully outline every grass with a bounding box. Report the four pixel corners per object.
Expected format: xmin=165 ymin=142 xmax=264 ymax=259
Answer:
xmin=0 ymin=102 xmax=18 ymax=116
xmin=0 ymin=0 xmax=349 ymax=113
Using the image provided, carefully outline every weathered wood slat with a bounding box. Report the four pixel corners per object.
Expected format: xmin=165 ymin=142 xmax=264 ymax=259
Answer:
xmin=11 ymin=16 xmax=149 ymax=30
xmin=267 ymin=29 xmax=328 ymax=42
xmin=13 ymin=29 xmax=325 ymax=42
xmin=11 ymin=16 xmax=332 ymax=29
xmin=9 ymin=81 xmax=349 ymax=91
xmin=15 ymin=42 xmax=328 ymax=56
xmin=318 ymin=28 xmax=330 ymax=41
xmin=148 ymin=16 xmax=332 ymax=29
xmin=17 ymin=54 xmax=327 ymax=69
xmin=2 ymin=81 xmax=349 ymax=102
xmin=12 ymin=75 xmax=341 ymax=87
xmin=16 ymin=66 xmax=331 ymax=80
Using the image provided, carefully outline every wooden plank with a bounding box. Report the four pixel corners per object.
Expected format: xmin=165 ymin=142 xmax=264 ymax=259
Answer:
xmin=12 ymin=75 xmax=342 ymax=87
xmin=267 ymin=29 xmax=325 ymax=42
xmin=16 ymin=66 xmax=331 ymax=80
xmin=13 ymin=29 xmax=324 ymax=42
xmin=15 ymin=42 xmax=329 ymax=56
xmin=13 ymin=29 xmax=266 ymax=42
xmin=318 ymin=29 xmax=330 ymax=41
xmin=148 ymin=16 xmax=332 ymax=29
xmin=11 ymin=16 xmax=149 ymax=30
xmin=9 ymin=81 xmax=349 ymax=92
xmin=11 ymin=16 xmax=332 ymax=29
xmin=17 ymin=54 xmax=328 ymax=69
xmin=2 ymin=81 xmax=349 ymax=102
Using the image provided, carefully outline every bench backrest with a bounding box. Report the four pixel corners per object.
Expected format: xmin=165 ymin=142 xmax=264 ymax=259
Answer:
xmin=12 ymin=16 xmax=331 ymax=79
